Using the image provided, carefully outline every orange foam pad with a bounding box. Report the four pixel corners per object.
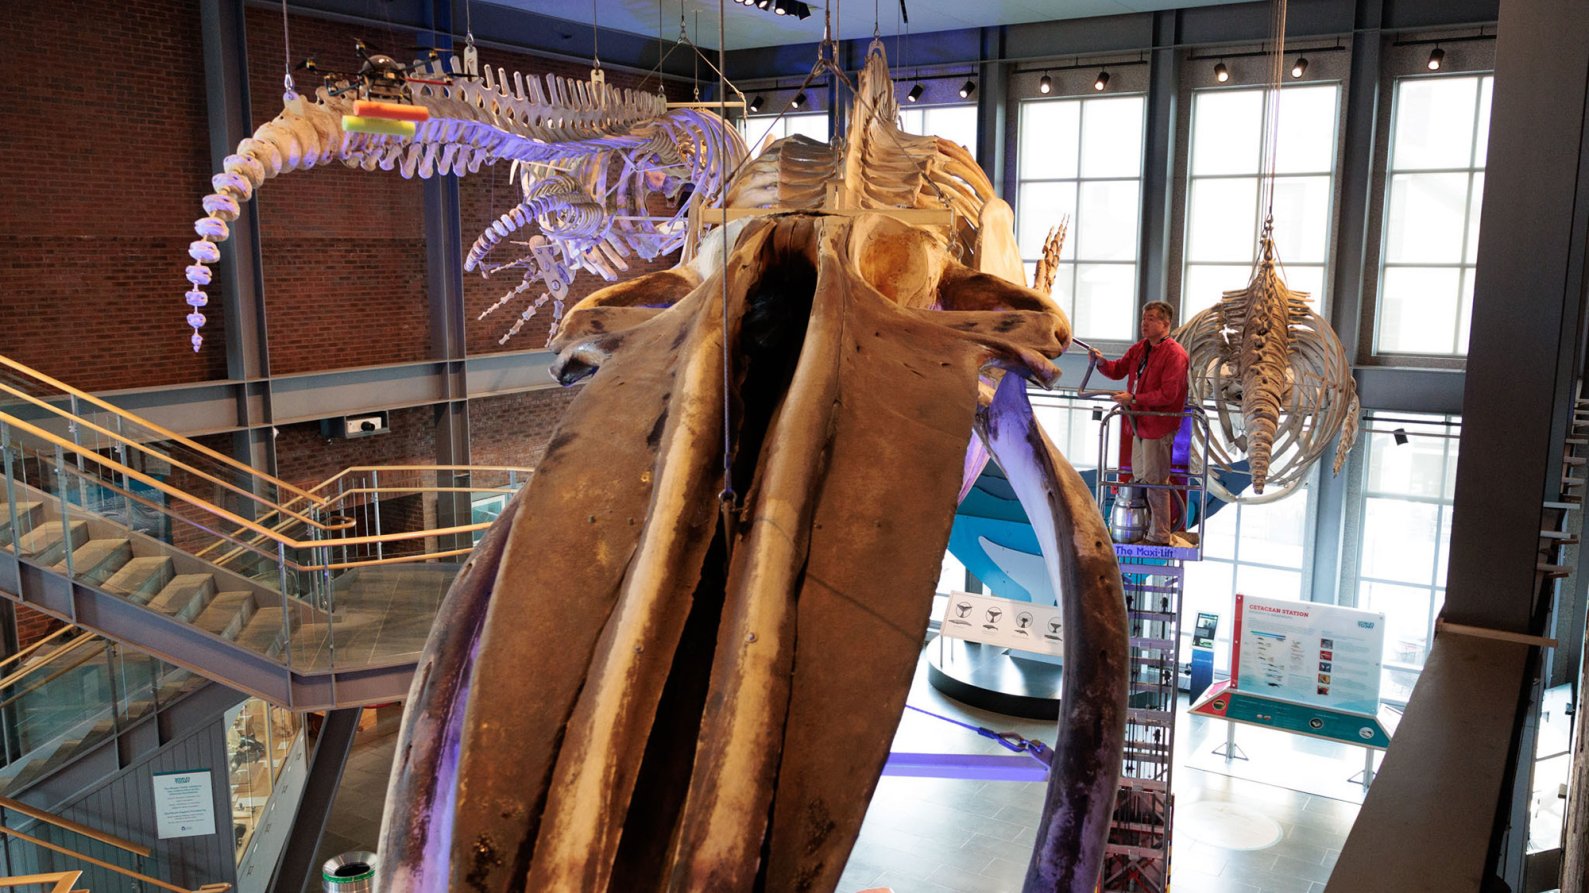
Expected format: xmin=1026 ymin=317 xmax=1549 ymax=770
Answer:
xmin=353 ymin=100 xmax=430 ymax=122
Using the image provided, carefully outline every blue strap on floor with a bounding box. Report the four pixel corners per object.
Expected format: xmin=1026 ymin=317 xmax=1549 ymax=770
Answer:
xmin=904 ymin=704 xmax=1054 ymax=767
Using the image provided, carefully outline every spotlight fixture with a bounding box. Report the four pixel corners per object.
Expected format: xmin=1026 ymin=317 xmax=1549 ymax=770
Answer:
xmin=959 ymin=79 xmax=976 ymax=99
xmin=1039 ymin=72 xmax=1052 ymax=94
xmin=755 ymin=0 xmax=771 ymax=7
xmin=791 ymin=90 xmax=806 ymax=109
xmin=1214 ymin=61 xmax=1229 ymax=83
xmin=772 ymin=0 xmax=788 ymax=15
xmin=906 ymin=82 xmax=923 ymax=103
xmin=1291 ymin=56 xmax=1308 ymax=78
xmin=1392 ymin=427 xmax=1409 ymax=446
xmin=795 ymin=2 xmax=810 ymax=18
xmin=1094 ymin=70 xmax=1110 ymax=91
xmin=1427 ymin=46 xmax=1445 ymax=70
xmin=749 ymin=94 xmax=764 ymax=112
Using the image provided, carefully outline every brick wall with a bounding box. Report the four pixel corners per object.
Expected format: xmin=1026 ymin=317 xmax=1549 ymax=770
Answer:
xmin=0 ymin=0 xmax=228 ymax=390
xmin=467 ymin=388 xmax=582 ymax=469
xmin=272 ymin=406 xmax=438 ymax=492
xmin=245 ymin=8 xmax=432 ymax=374
xmin=4 ymin=1 xmax=652 ymax=539
xmin=15 ymin=605 xmax=63 ymax=651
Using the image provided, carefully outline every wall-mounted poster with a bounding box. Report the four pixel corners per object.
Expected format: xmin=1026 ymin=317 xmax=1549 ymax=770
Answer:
xmin=1231 ymin=594 xmax=1385 ymax=715
xmin=152 ymin=769 xmax=217 ymax=839
xmin=938 ymin=591 xmax=1064 ymax=658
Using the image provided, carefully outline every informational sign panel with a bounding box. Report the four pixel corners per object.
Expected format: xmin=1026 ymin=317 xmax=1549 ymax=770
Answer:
xmin=1232 ymin=594 xmax=1385 ymax=715
xmin=938 ymin=591 xmax=1064 ymax=657
xmin=152 ymin=769 xmax=216 ymax=839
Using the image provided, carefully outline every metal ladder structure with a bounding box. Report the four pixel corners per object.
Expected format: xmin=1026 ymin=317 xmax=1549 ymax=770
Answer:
xmin=1094 ymin=405 xmax=1210 ymax=893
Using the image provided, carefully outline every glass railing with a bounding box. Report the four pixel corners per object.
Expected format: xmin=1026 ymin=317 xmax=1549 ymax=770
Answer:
xmin=0 ymin=356 xmax=334 ymax=537
xmin=0 ymin=410 xmax=528 ymax=676
xmin=0 ymin=629 xmax=199 ymax=795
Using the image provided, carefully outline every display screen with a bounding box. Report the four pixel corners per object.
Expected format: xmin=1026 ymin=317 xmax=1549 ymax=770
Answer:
xmin=1193 ymin=611 xmax=1218 ymax=649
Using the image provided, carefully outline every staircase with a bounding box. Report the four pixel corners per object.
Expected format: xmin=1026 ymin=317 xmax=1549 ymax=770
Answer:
xmin=3 ymin=478 xmax=448 ymax=710
xmin=0 ymin=351 xmax=523 ymax=712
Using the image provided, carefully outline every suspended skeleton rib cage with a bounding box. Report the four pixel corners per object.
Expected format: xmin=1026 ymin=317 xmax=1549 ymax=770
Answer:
xmin=1176 ymin=238 xmax=1360 ymax=502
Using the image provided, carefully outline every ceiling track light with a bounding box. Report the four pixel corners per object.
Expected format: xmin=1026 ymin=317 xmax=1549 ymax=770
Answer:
xmin=1214 ymin=61 xmax=1229 ymax=83
xmin=1427 ymin=46 xmax=1445 ymax=70
xmin=1291 ymin=56 xmax=1309 ymax=78
xmin=1094 ymin=70 xmax=1110 ymax=91
xmin=749 ymin=94 xmax=764 ymax=112
xmin=1039 ymin=72 xmax=1052 ymax=94
xmin=906 ymin=82 xmax=923 ymax=103
xmin=791 ymin=90 xmax=807 ymax=109
xmin=959 ymin=79 xmax=976 ymax=99
xmin=773 ymin=0 xmax=788 ymax=15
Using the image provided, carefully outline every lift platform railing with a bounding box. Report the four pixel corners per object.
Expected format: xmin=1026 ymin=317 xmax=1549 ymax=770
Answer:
xmin=1093 ymin=403 xmax=1213 ymax=560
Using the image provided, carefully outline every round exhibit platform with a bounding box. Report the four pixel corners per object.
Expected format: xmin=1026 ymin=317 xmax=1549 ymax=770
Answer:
xmin=925 ymin=636 xmax=1062 ymax=720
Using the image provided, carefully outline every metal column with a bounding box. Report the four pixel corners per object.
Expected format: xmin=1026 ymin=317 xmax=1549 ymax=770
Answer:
xmin=200 ymin=0 xmax=278 ymax=481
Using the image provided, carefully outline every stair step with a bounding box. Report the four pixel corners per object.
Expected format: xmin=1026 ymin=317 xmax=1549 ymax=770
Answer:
xmin=237 ymin=607 xmax=293 ymax=657
xmin=17 ymin=520 xmax=89 ymax=565
xmin=102 ymin=556 xmax=176 ymax=603
xmin=55 ymin=539 xmax=132 ymax=585
xmin=195 ymin=592 xmax=254 ymax=639
xmin=0 ymin=501 xmax=44 ymax=546
xmin=147 ymin=574 xmax=217 ymax=621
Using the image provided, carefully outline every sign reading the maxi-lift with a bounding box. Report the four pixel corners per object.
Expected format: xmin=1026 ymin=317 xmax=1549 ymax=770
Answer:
xmin=939 ymin=591 xmax=1063 ymax=657
xmin=152 ymin=769 xmax=216 ymax=839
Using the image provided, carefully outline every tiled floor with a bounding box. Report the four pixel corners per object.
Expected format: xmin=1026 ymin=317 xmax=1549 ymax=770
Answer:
xmin=292 ymin=564 xmax=457 ymax=672
xmin=306 ymin=643 xmax=1367 ymax=893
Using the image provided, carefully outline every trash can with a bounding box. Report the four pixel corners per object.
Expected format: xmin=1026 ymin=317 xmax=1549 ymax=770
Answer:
xmin=322 ymin=851 xmax=376 ymax=893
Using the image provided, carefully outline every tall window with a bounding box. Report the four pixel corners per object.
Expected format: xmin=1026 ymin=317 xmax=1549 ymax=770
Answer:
xmin=1375 ymin=75 xmax=1493 ymax=355
xmin=1015 ymin=94 xmax=1146 ymax=342
xmin=1351 ymin=413 xmax=1459 ymax=703
xmin=898 ymin=104 xmax=977 ymax=151
xmin=1182 ymin=84 xmax=1341 ymax=322
xmin=743 ymin=112 xmax=830 ymax=148
xmin=1182 ymin=474 xmax=1316 ymax=673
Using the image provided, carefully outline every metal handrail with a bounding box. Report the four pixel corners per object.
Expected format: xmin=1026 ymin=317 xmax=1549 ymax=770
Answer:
xmin=35 ymin=462 xmax=489 ymax=574
xmin=0 ymin=632 xmax=107 ymax=708
xmin=0 ymin=822 xmax=228 ymax=892
xmin=0 ymin=625 xmax=75 ymax=673
xmin=1 ymin=410 xmax=488 ymax=556
xmin=0 ymin=871 xmax=82 ymax=893
xmin=0 ymin=380 xmax=351 ymax=535
xmin=0 ymin=353 xmax=322 ymax=508
xmin=0 ymin=794 xmax=150 ymax=857
xmin=193 ymin=465 xmax=532 ymax=565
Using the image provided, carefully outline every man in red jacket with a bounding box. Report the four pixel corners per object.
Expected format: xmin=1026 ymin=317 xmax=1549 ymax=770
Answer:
xmin=1089 ymin=301 xmax=1190 ymax=545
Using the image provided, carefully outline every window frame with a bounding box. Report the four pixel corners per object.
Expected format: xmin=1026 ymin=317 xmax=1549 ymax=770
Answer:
xmin=1356 ymin=37 xmax=1497 ymax=369
xmin=1339 ymin=412 xmax=1461 ymax=706
xmin=1369 ymin=72 xmax=1494 ymax=359
xmin=1012 ymin=89 xmax=1149 ymax=344
xmin=1178 ymin=81 xmax=1345 ymax=325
